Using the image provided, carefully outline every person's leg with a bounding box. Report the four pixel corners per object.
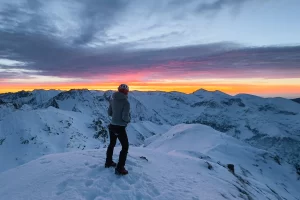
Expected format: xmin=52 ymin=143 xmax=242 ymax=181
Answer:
xmin=106 ymin=125 xmax=117 ymax=164
xmin=116 ymin=126 xmax=129 ymax=169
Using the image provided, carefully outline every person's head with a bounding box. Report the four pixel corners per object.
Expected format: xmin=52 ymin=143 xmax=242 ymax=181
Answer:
xmin=118 ymin=84 xmax=129 ymax=95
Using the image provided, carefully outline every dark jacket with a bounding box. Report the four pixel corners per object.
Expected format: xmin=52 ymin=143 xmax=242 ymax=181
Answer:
xmin=108 ymin=92 xmax=131 ymax=126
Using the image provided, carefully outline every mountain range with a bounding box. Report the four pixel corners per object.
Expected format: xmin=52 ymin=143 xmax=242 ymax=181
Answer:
xmin=0 ymin=89 xmax=299 ymax=199
xmin=292 ymin=98 xmax=300 ymax=104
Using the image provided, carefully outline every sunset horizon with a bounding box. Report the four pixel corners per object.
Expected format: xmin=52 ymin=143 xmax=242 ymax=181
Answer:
xmin=1 ymin=79 xmax=300 ymax=98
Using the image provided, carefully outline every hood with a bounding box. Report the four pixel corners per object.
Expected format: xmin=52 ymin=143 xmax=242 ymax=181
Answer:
xmin=112 ymin=92 xmax=128 ymax=100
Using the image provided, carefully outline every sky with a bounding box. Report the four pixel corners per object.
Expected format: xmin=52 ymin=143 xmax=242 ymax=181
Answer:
xmin=0 ymin=0 xmax=300 ymax=97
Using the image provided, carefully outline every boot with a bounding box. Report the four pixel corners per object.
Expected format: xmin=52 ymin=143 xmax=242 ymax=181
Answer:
xmin=115 ymin=166 xmax=128 ymax=175
xmin=105 ymin=161 xmax=117 ymax=168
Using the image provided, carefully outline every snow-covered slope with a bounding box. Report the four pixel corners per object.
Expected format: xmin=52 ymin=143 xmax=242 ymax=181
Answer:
xmin=131 ymin=90 xmax=300 ymax=166
xmin=1 ymin=124 xmax=299 ymax=200
xmin=292 ymin=98 xmax=300 ymax=104
xmin=147 ymin=124 xmax=300 ymax=200
xmin=43 ymin=89 xmax=168 ymax=125
xmin=0 ymin=106 xmax=168 ymax=173
xmin=0 ymin=89 xmax=61 ymax=109
xmin=0 ymin=101 xmax=16 ymax=120
xmin=0 ymin=106 xmax=98 ymax=172
xmin=1 ymin=88 xmax=300 ymax=199
xmin=1 ymin=89 xmax=300 ymax=168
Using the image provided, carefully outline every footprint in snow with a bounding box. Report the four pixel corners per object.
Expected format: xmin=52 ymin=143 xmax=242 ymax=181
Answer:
xmin=146 ymin=182 xmax=160 ymax=197
xmin=89 ymin=164 xmax=97 ymax=169
xmin=114 ymin=178 xmax=131 ymax=190
xmin=85 ymin=179 xmax=94 ymax=187
xmin=87 ymin=165 xmax=107 ymax=178
xmin=135 ymin=191 xmax=152 ymax=200
xmin=56 ymin=179 xmax=73 ymax=195
xmin=125 ymin=173 xmax=141 ymax=185
xmin=126 ymin=159 xmax=140 ymax=167
xmin=143 ymin=174 xmax=151 ymax=183
xmin=40 ymin=160 xmax=51 ymax=164
xmin=102 ymin=185 xmax=111 ymax=193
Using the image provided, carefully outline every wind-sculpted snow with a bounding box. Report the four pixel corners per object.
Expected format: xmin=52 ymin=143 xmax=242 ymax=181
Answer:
xmin=1 ymin=89 xmax=300 ymax=199
xmin=131 ymin=90 xmax=300 ymax=166
xmin=0 ymin=124 xmax=299 ymax=200
xmin=292 ymin=98 xmax=300 ymax=104
xmin=1 ymin=89 xmax=300 ymax=169
xmin=147 ymin=124 xmax=300 ymax=200
xmin=0 ymin=101 xmax=16 ymax=120
xmin=0 ymin=89 xmax=61 ymax=109
xmin=0 ymin=107 xmax=168 ymax=173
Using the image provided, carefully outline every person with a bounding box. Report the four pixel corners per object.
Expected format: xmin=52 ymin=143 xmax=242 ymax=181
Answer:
xmin=105 ymin=84 xmax=131 ymax=175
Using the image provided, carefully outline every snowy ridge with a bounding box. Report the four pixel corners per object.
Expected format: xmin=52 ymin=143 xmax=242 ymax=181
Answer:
xmin=292 ymin=98 xmax=300 ymax=104
xmin=1 ymin=88 xmax=300 ymax=165
xmin=0 ymin=101 xmax=16 ymax=120
xmin=0 ymin=106 xmax=167 ymax=173
xmin=1 ymin=89 xmax=300 ymax=199
xmin=0 ymin=124 xmax=299 ymax=200
xmin=0 ymin=89 xmax=61 ymax=109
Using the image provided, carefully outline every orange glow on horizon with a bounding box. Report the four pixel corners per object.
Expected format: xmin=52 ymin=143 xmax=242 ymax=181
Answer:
xmin=1 ymin=81 xmax=300 ymax=97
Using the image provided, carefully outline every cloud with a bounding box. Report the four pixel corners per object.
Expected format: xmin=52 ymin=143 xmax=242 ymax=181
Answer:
xmin=1 ymin=26 xmax=300 ymax=80
xmin=0 ymin=58 xmax=27 ymax=66
xmin=0 ymin=0 xmax=130 ymax=45
xmin=0 ymin=0 xmax=300 ymax=82
xmin=71 ymin=0 xmax=130 ymax=45
xmin=168 ymin=0 xmax=254 ymax=17
xmin=195 ymin=0 xmax=252 ymax=14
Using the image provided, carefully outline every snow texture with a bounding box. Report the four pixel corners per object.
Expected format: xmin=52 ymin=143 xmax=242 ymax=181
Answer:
xmin=1 ymin=89 xmax=300 ymax=199
xmin=1 ymin=124 xmax=299 ymax=200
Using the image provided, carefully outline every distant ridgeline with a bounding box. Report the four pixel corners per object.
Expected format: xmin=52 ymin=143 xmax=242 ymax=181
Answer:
xmin=292 ymin=98 xmax=300 ymax=104
xmin=0 ymin=89 xmax=300 ymax=172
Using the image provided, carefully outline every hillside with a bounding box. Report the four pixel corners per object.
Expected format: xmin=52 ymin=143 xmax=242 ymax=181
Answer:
xmin=292 ymin=98 xmax=300 ymax=104
xmin=0 ymin=106 xmax=168 ymax=173
xmin=1 ymin=89 xmax=300 ymax=168
xmin=1 ymin=124 xmax=299 ymax=200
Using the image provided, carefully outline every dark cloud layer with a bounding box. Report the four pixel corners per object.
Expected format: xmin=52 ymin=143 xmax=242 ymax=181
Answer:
xmin=72 ymin=0 xmax=130 ymax=45
xmin=0 ymin=0 xmax=299 ymax=80
xmin=1 ymin=26 xmax=299 ymax=79
xmin=195 ymin=0 xmax=252 ymax=13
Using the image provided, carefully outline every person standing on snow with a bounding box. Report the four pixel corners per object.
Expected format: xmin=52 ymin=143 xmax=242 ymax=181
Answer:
xmin=105 ymin=84 xmax=131 ymax=175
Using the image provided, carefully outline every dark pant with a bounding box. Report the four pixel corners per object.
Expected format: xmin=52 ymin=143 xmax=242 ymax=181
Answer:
xmin=106 ymin=124 xmax=129 ymax=169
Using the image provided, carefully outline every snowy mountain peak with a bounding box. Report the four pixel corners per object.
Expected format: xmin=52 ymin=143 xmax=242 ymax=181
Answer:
xmin=193 ymin=88 xmax=231 ymax=99
xmin=292 ymin=98 xmax=300 ymax=104
xmin=0 ymin=89 xmax=61 ymax=109
xmin=1 ymin=89 xmax=300 ymax=199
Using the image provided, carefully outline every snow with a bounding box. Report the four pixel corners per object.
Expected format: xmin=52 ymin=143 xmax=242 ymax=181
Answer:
xmin=193 ymin=89 xmax=231 ymax=99
xmin=1 ymin=89 xmax=300 ymax=199
xmin=0 ymin=106 xmax=168 ymax=173
xmin=0 ymin=102 xmax=15 ymax=120
xmin=149 ymin=124 xmax=300 ymax=200
xmin=0 ymin=107 xmax=96 ymax=172
xmin=31 ymin=89 xmax=62 ymax=105
xmin=126 ymin=121 xmax=171 ymax=146
xmin=0 ymin=89 xmax=61 ymax=109
xmin=0 ymin=148 xmax=237 ymax=200
xmin=0 ymin=124 xmax=299 ymax=200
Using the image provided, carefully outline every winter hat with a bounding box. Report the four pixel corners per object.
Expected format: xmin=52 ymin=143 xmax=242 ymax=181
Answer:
xmin=118 ymin=84 xmax=129 ymax=95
